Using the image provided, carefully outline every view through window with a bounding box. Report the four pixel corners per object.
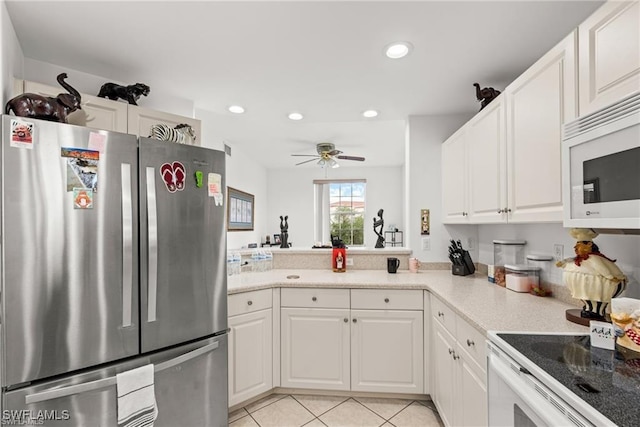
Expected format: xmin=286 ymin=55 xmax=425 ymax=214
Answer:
xmin=329 ymin=182 xmax=366 ymax=246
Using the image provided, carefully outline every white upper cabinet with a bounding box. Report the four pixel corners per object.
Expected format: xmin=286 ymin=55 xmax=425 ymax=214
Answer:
xmin=467 ymin=96 xmax=506 ymax=223
xmin=578 ymin=0 xmax=640 ymax=115
xmin=441 ymin=127 xmax=469 ymax=223
xmin=22 ymin=80 xmax=128 ymax=133
xmin=505 ymin=30 xmax=577 ymax=223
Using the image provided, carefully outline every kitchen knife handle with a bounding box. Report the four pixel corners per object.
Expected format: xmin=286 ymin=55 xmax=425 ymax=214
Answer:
xmin=146 ymin=167 xmax=158 ymax=323
xmin=121 ymin=164 xmax=133 ymax=328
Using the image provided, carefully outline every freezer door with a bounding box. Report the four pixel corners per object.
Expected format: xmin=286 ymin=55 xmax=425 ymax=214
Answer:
xmin=3 ymin=335 xmax=228 ymax=427
xmin=1 ymin=116 xmax=139 ymax=387
xmin=138 ymin=137 xmax=227 ymax=353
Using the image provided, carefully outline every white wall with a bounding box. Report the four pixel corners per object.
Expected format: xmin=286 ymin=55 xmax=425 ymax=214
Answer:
xmin=0 ymin=0 xmax=23 ymax=105
xmin=22 ymin=58 xmax=194 ymax=117
xmin=405 ymin=113 xmax=474 ymax=263
xmin=266 ymin=166 xmax=403 ymax=249
xmin=197 ymin=108 xmax=268 ymax=250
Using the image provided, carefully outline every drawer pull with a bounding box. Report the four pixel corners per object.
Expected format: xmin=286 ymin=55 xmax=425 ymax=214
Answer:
xmin=384 ymin=298 xmax=390 ymax=303
xmin=438 ymin=311 xmax=444 ymax=317
xmin=312 ymin=296 xmax=317 ymax=302
xmin=247 ymin=300 xmax=253 ymax=306
xmin=453 ymin=352 xmax=460 ymax=361
xmin=352 ymin=318 xmax=357 ymax=323
xmin=466 ymin=339 xmax=475 ymax=347
xmin=448 ymin=348 xmax=454 ymax=355
xmin=344 ymin=318 xmax=348 ymax=323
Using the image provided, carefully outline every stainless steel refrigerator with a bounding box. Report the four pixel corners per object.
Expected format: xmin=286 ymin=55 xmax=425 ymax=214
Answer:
xmin=0 ymin=115 xmax=228 ymax=426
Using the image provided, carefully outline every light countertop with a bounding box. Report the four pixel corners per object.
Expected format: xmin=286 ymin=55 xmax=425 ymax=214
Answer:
xmin=227 ymin=269 xmax=587 ymax=335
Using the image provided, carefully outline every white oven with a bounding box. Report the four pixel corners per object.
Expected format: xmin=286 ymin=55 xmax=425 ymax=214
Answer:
xmin=562 ymin=92 xmax=640 ymax=229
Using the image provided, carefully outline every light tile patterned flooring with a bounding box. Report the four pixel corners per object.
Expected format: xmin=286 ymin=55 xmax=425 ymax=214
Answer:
xmin=229 ymin=393 xmax=444 ymax=427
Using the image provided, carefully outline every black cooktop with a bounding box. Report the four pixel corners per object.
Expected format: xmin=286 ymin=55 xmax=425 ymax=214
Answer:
xmin=498 ymin=333 xmax=640 ymax=427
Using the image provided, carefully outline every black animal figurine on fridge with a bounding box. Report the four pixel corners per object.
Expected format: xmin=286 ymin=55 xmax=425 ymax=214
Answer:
xmin=473 ymin=83 xmax=501 ymax=111
xmin=97 ymin=82 xmax=150 ymax=105
xmin=5 ymin=73 xmax=82 ymax=123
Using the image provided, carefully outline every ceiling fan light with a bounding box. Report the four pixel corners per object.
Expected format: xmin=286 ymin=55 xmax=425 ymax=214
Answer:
xmin=317 ymin=159 xmax=326 ymax=167
xmin=384 ymin=41 xmax=413 ymax=59
xmin=329 ymin=158 xmax=339 ymax=169
xmin=288 ymin=112 xmax=304 ymax=121
xmin=363 ymin=110 xmax=378 ymax=118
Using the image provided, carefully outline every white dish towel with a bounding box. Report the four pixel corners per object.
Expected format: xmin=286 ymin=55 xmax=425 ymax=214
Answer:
xmin=116 ymin=364 xmax=158 ymax=427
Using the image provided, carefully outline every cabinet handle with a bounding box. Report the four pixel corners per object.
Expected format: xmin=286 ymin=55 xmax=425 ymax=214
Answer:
xmin=247 ymin=300 xmax=253 ymax=306
xmin=384 ymin=298 xmax=390 ymax=303
xmin=506 ymin=208 xmax=512 ymax=213
xmin=448 ymin=348 xmax=454 ymax=355
xmin=352 ymin=318 xmax=357 ymax=323
xmin=344 ymin=318 xmax=348 ymax=323
xmin=453 ymin=353 xmax=460 ymax=361
xmin=467 ymin=339 xmax=475 ymax=347
xmin=497 ymin=209 xmax=503 ymax=214
xmin=438 ymin=311 xmax=444 ymax=317
xmin=312 ymin=296 xmax=317 ymax=302
xmin=462 ymin=212 xmax=468 ymax=216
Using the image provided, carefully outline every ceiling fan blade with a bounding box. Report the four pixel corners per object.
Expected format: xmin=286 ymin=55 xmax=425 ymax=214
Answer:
xmin=327 ymin=149 xmax=343 ymax=156
xmin=291 ymin=154 xmax=320 ymax=157
xmin=336 ymin=155 xmax=365 ymax=161
xmin=295 ymin=158 xmax=319 ymax=166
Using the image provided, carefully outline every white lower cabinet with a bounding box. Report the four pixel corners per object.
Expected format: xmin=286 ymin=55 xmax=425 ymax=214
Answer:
xmin=280 ymin=288 xmax=424 ymax=394
xmin=431 ymin=295 xmax=487 ymax=427
xmin=228 ymin=290 xmax=273 ymax=407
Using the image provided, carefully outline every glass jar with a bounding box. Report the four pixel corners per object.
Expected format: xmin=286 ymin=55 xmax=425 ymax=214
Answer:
xmin=492 ymin=240 xmax=526 ymax=287
xmin=505 ymin=264 xmax=540 ymax=292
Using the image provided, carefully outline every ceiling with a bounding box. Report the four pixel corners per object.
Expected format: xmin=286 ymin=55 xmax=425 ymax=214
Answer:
xmin=6 ymin=1 xmax=604 ymax=169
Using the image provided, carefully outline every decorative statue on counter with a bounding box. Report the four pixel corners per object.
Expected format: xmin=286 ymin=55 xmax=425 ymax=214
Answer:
xmin=5 ymin=73 xmax=82 ymax=123
xmin=279 ymin=215 xmax=289 ymax=249
xmin=473 ymin=83 xmax=501 ymax=111
xmin=373 ymin=208 xmax=385 ymax=248
xmin=97 ymin=82 xmax=150 ymax=105
xmin=556 ymin=228 xmax=627 ymax=325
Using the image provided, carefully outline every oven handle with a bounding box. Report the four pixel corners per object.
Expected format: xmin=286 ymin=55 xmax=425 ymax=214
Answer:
xmin=489 ymin=353 xmax=573 ymax=426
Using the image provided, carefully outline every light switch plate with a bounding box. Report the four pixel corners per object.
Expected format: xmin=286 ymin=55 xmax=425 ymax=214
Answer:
xmin=422 ymin=237 xmax=431 ymax=251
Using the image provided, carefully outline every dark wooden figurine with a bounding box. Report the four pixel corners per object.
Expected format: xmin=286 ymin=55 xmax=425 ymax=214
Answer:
xmin=279 ymin=215 xmax=289 ymax=249
xmin=373 ymin=209 xmax=385 ymax=248
xmin=473 ymin=83 xmax=501 ymax=111
xmin=5 ymin=73 xmax=82 ymax=123
xmin=97 ymin=82 xmax=150 ymax=105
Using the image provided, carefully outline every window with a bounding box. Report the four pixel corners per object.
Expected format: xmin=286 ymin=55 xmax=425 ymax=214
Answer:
xmin=314 ymin=180 xmax=366 ymax=246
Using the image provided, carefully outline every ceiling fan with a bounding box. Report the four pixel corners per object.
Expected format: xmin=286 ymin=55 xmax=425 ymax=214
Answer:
xmin=291 ymin=143 xmax=365 ymax=168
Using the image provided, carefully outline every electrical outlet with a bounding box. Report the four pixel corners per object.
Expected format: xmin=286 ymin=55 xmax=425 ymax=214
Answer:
xmin=346 ymin=258 xmax=354 ymax=266
xmin=553 ymin=244 xmax=564 ymax=261
xmin=467 ymin=237 xmax=475 ymax=250
xmin=422 ymin=237 xmax=431 ymax=251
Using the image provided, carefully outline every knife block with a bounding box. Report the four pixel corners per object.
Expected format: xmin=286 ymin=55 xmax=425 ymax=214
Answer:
xmin=452 ymin=251 xmax=475 ymax=276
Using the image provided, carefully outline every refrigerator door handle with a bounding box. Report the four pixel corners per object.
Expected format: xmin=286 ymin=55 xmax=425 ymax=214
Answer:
xmin=25 ymin=341 xmax=220 ymax=405
xmin=146 ymin=166 xmax=158 ymax=323
xmin=121 ymin=163 xmax=133 ymax=328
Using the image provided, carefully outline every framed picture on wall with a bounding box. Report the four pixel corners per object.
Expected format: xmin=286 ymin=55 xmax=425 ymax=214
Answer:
xmin=227 ymin=187 xmax=254 ymax=231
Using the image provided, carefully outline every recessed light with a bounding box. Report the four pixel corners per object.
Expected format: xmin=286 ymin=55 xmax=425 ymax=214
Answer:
xmin=384 ymin=42 xmax=413 ymax=59
xmin=288 ymin=112 xmax=304 ymax=121
xmin=228 ymin=105 xmax=245 ymax=114
xmin=363 ymin=110 xmax=378 ymax=118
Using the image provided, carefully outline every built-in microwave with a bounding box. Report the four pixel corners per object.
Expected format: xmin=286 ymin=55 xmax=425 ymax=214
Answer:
xmin=562 ymin=92 xmax=640 ymax=230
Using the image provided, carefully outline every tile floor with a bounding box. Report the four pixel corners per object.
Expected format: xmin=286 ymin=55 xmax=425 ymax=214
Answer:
xmin=229 ymin=393 xmax=444 ymax=427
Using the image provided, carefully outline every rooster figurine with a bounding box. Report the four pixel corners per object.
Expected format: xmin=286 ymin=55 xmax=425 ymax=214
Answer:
xmin=556 ymin=228 xmax=627 ymax=323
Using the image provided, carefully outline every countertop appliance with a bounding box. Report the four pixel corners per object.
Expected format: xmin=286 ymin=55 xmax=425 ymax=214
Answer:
xmin=562 ymin=92 xmax=640 ymax=230
xmin=488 ymin=331 xmax=640 ymax=427
xmin=1 ymin=116 xmax=228 ymax=426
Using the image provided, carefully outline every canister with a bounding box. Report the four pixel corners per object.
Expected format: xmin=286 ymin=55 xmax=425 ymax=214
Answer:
xmin=505 ymin=264 xmax=540 ymax=293
xmin=493 ymin=240 xmax=526 ymax=287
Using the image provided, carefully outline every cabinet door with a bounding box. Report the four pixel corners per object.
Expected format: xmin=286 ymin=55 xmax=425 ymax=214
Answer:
xmin=228 ymin=309 xmax=273 ymax=407
xmin=23 ymin=81 xmax=128 ymax=133
xmin=467 ymin=98 xmax=507 ymax=223
xmin=458 ymin=354 xmax=488 ymax=427
xmin=127 ymin=105 xmax=202 ymax=145
xmin=579 ymin=0 xmax=640 ymax=115
xmin=441 ymin=127 xmax=469 ymax=223
xmin=432 ymin=320 xmax=456 ymax=427
xmin=351 ymin=310 xmax=423 ymax=394
xmin=505 ymin=31 xmax=577 ymax=223
xmin=281 ymin=308 xmax=350 ymax=391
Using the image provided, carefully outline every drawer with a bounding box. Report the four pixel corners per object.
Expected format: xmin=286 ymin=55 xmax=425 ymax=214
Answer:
xmin=431 ymin=295 xmax=456 ymax=334
xmin=456 ymin=316 xmax=486 ymax=372
xmin=281 ymin=288 xmax=349 ymax=308
xmin=351 ymin=289 xmax=423 ymax=310
xmin=228 ymin=289 xmax=272 ymax=317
